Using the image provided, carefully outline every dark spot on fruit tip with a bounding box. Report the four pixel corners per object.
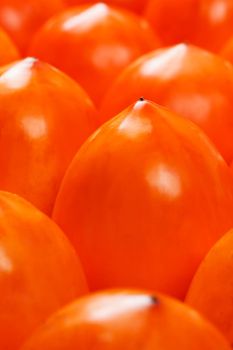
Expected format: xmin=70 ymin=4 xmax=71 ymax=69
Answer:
xmin=150 ymin=295 xmax=159 ymax=305
xmin=139 ymin=97 xmax=145 ymax=102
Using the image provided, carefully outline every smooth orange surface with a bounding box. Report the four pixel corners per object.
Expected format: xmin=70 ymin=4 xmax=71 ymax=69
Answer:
xmin=0 ymin=0 xmax=65 ymax=54
xmin=0 ymin=28 xmax=20 ymax=65
xmin=144 ymin=0 xmax=199 ymax=45
xmin=221 ymin=36 xmax=233 ymax=64
xmin=0 ymin=57 xmax=97 ymax=215
xmin=53 ymin=99 xmax=233 ymax=299
xmin=0 ymin=191 xmax=88 ymax=350
xmin=64 ymin=0 xmax=147 ymax=13
xmin=186 ymin=229 xmax=233 ymax=344
xmin=193 ymin=0 xmax=233 ymax=52
xmin=145 ymin=0 xmax=233 ymax=52
xmin=20 ymin=289 xmax=231 ymax=350
xmin=29 ymin=3 xmax=160 ymax=107
xmin=101 ymin=44 xmax=233 ymax=164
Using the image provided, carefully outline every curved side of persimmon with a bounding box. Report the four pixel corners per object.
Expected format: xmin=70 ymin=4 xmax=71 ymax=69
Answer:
xmin=144 ymin=0 xmax=199 ymax=45
xmin=220 ymin=36 xmax=233 ymax=64
xmin=0 ymin=57 xmax=97 ymax=215
xmin=0 ymin=191 xmax=88 ymax=350
xmin=64 ymin=0 xmax=147 ymax=13
xmin=20 ymin=289 xmax=231 ymax=350
xmin=186 ymin=229 xmax=233 ymax=345
xmin=0 ymin=28 xmax=20 ymax=65
xmin=53 ymin=99 xmax=233 ymax=299
xmin=145 ymin=0 xmax=233 ymax=53
xmin=100 ymin=44 xmax=233 ymax=164
xmin=28 ymin=3 xmax=160 ymax=106
xmin=0 ymin=0 xmax=65 ymax=54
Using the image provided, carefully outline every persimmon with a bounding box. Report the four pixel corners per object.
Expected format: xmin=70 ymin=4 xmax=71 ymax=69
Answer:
xmin=144 ymin=0 xmax=233 ymax=52
xmin=101 ymin=44 xmax=233 ymax=164
xmin=0 ymin=57 xmax=97 ymax=215
xmin=0 ymin=28 xmax=20 ymax=65
xmin=193 ymin=0 xmax=233 ymax=52
xmin=186 ymin=229 xmax=233 ymax=345
xmin=20 ymin=289 xmax=231 ymax=350
xmin=29 ymin=3 xmax=160 ymax=106
xmin=0 ymin=0 xmax=65 ymax=54
xmin=0 ymin=191 xmax=87 ymax=350
xmin=64 ymin=0 xmax=146 ymax=13
xmin=53 ymin=99 xmax=233 ymax=299
xmin=144 ymin=0 xmax=199 ymax=45
xmin=220 ymin=36 xmax=233 ymax=64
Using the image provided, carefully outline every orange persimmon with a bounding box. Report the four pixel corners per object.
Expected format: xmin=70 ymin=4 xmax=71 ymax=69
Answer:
xmin=53 ymin=99 xmax=233 ymax=299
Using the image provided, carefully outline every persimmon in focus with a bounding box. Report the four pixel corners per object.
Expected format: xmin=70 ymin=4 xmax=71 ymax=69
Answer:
xmin=64 ymin=0 xmax=146 ymax=13
xmin=0 ymin=0 xmax=65 ymax=54
xmin=186 ymin=229 xmax=233 ymax=345
xmin=0 ymin=28 xmax=20 ymax=65
xmin=29 ymin=3 xmax=160 ymax=106
xmin=0 ymin=57 xmax=97 ymax=215
xmin=0 ymin=191 xmax=87 ymax=350
xmin=101 ymin=44 xmax=233 ymax=164
xmin=53 ymin=99 xmax=233 ymax=299
xmin=20 ymin=289 xmax=231 ymax=350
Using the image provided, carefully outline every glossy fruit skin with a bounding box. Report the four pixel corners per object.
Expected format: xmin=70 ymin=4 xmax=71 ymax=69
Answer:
xmin=0 ymin=57 xmax=97 ymax=215
xmin=0 ymin=28 xmax=20 ymax=65
xmin=53 ymin=99 xmax=233 ymax=299
xmin=20 ymin=289 xmax=231 ymax=350
xmin=28 ymin=3 xmax=160 ymax=107
xmin=101 ymin=44 xmax=233 ymax=164
xmin=144 ymin=0 xmax=233 ymax=52
xmin=186 ymin=229 xmax=233 ymax=344
xmin=0 ymin=191 xmax=88 ymax=350
xmin=64 ymin=0 xmax=147 ymax=13
xmin=0 ymin=0 xmax=65 ymax=54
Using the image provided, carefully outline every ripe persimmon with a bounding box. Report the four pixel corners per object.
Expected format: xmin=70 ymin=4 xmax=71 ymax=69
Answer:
xmin=0 ymin=191 xmax=87 ymax=350
xmin=145 ymin=0 xmax=233 ymax=52
xmin=0 ymin=28 xmax=20 ymax=65
xmin=0 ymin=57 xmax=97 ymax=215
xmin=64 ymin=0 xmax=146 ymax=13
xmin=101 ymin=44 xmax=233 ymax=164
xmin=20 ymin=289 xmax=231 ymax=350
xmin=186 ymin=229 xmax=233 ymax=345
xmin=53 ymin=99 xmax=233 ymax=299
xmin=29 ymin=3 xmax=160 ymax=106
xmin=144 ymin=0 xmax=199 ymax=45
xmin=0 ymin=0 xmax=65 ymax=54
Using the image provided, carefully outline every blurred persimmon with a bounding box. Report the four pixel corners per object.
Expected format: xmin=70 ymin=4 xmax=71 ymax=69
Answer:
xmin=194 ymin=0 xmax=233 ymax=52
xmin=0 ymin=28 xmax=20 ymax=65
xmin=29 ymin=3 xmax=160 ymax=106
xmin=0 ymin=0 xmax=65 ymax=54
xmin=145 ymin=0 xmax=233 ymax=52
xmin=144 ymin=0 xmax=199 ymax=45
xmin=220 ymin=36 xmax=233 ymax=63
xmin=64 ymin=0 xmax=146 ymax=13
